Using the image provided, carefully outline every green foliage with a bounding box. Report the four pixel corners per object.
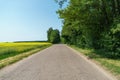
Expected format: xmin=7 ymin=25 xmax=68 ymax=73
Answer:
xmin=57 ymin=0 xmax=120 ymax=58
xmin=47 ymin=27 xmax=53 ymax=42
xmin=50 ymin=29 xmax=61 ymax=43
xmin=102 ymin=17 xmax=120 ymax=58
xmin=55 ymin=0 xmax=67 ymax=8
xmin=47 ymin=28 xmax=61 ymax=44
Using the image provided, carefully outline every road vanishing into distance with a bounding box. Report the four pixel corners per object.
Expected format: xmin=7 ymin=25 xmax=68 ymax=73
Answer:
xmin=0 ymin=44 xmax=116 ymax=80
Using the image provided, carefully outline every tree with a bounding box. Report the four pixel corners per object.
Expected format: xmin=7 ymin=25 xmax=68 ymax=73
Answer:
xmin=47 ymin=28 xmax=60 ymax=44
xmin=50 ymin=29 xmax=61 ymax=43
xmin=47 ymin=27 xmax=53 ymax=42
xmin=56 ymin=0 xmax=120 ymax=57
xmin=55 ymin=0 xmax=67 ymax=8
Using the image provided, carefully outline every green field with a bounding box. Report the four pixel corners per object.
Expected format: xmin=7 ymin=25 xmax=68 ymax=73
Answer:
xmin=71 ymin=45 xmax=120 ymax=80
xmin=0 ymin=42 xmax=51 ymax=69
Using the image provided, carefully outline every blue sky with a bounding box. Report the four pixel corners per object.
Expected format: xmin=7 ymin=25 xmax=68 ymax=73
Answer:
xmin=0 ymin=0 xmax=62 ymax=42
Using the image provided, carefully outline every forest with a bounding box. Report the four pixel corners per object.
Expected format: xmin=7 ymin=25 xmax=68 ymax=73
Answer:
xmin=56 ymin=0 xmax=120 ymax=58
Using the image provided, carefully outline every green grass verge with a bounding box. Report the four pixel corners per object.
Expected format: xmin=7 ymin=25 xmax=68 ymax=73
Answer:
xmin=0 ymin=44 xmax=51 ymax=69
xmin=70 ymin=45 xmax=120 ymax=80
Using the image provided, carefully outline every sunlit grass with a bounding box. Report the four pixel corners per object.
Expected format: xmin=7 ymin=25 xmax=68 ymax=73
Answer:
xmin=0 ymin=42 xmax=51 ymax=60
xmin=96 ymin=58 xmax=120 ymax=75
xmin=0 ymin=42 xmax=51 ymax=69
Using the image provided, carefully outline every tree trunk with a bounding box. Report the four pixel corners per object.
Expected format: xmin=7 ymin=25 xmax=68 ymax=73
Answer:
xmin=116 ymin=0 xmax=120 ymax=15
xmin=111 ymin=0 xmax=116 ymax=17
xmin=101 ymin=0 xmax=110 ymax=26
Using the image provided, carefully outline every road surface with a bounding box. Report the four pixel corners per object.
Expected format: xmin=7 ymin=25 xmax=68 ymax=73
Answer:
xmin=0 ymin=44 xmax=116 ymax=80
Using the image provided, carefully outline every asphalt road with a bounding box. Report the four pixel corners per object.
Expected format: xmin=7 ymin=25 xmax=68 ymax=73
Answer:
xmin=0 ymin=44 xmax=116 ymax=80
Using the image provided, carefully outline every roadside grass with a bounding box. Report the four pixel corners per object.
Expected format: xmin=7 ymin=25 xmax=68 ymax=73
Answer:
xmin=0 ymin=42 xmax=51 ymax=69
xmin=70 ymin=45 xmax=120 ymax=80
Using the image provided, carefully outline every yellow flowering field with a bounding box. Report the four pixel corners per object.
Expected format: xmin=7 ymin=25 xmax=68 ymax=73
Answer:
xmin=0 ymin=42 xmax=51 ymax=60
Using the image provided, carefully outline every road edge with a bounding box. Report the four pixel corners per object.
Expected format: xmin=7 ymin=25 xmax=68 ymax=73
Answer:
xmin=0 ymin=45 xmax=52 ymax=76
xmin=66 ymin=45 xmax=117 ymax=80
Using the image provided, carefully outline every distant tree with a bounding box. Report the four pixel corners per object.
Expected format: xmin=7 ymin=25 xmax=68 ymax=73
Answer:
xmin=47 ymin=27 xmax=53 ymax=42
xmin=47 ymin=28 xmax=60 ymax=44
xmin=50 ymin=29 xmax=60 ymax=43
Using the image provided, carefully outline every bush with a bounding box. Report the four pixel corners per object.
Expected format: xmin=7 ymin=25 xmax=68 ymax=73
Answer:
xmin=101 ymin=17 xmax=120 ymax=58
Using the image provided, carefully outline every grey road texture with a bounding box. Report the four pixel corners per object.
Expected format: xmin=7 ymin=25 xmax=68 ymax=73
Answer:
xmin=0 ymin=44 xmax=117 ymax=80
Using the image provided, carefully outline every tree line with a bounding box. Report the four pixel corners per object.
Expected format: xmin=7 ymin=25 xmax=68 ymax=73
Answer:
xmin=56 ymin=0 xmax=120 ymax=58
